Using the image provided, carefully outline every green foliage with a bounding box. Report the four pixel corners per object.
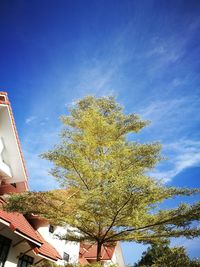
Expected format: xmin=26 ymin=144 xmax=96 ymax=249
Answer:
xmin=30 ymin=259 xmax=63 ymax=267
xmin=79 ymin=264 xmax=117 ymax=267
xmin=190 ymin=259 xmax=200 ymax=267
xmin=6 ymin=96 xmax=200 ymax=261
xmin=30 ymin=261 xmax=117 ymax=267
xmin=134 ymin=243 xmax=200 ymax=267
xmin=81 ymin=264 xmax=102 ymax=267
xmin=30 ymin=260 xmax=76 ymax=267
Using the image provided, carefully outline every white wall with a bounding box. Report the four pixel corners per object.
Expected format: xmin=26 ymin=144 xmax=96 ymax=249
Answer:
xmin=36 ymin=222 xmax=80 ymax=265
xmin=103 ymin=242 xmax=125 ymax=267
xmin=0 ymin=222 xmax=41 ymax=267
xmin=0 ymin=219 xmax=80 ymax=266
xmin=111 ymin=242 xmax=125 ymax=267
xmin=0 ymin=105 xmax=27 ymax=183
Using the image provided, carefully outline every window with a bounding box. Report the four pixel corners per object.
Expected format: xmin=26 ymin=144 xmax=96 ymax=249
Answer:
xmin=0 ymin=234 xmax=11 ymax=267
xmin=17 ymin=254 xmax=34 ymax=267
xmin=49 ymin=225 xmax=54 ymax=233
xmin=63 ymin=252 xmax=69 ymax=262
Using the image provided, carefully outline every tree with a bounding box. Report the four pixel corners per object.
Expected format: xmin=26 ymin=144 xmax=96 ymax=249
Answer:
xmin=6 ymin=96 xmax=200 ymax=262
xmin=134 ymin=242 xmax=200 ymax=267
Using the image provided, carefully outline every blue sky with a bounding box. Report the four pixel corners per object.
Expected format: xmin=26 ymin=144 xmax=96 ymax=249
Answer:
xmin=1 ymin=0 xmax=200 ymax=264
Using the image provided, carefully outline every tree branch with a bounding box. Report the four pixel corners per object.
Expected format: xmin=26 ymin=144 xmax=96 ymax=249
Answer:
xmin=104 ymin=210 xmax=198 ymax=242
xmin=102 ymin=193 xmax=133 ymax=240
xmin=65 ymin=156 xmax=90 ymax=190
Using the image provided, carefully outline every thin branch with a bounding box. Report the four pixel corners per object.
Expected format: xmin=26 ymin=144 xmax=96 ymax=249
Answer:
xmin=104 ymin=211 xmax=197 ymax=242
xmin=102 ymin=193 xmax=133 ymax=240
xmin=65 ymin=156 xmax=90 ymax=190
xmin=77 ymin=226 xmax=97 ymax=239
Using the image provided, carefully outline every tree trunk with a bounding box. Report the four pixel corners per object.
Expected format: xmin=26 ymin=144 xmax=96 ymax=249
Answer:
xmin=96 ymin=241 xmax=102 ymax=262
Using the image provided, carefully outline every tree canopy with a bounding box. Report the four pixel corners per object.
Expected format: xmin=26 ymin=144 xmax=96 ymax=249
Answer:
xmin=134 ymin=242 xmax=200 ymax=267
xmin=6 ymin=96 xmax=200 ymax=261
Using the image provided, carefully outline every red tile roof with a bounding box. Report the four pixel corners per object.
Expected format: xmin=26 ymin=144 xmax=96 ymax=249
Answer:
xmin=79 ymin=255 xmax=90 ymax=265
xmin=34 ymin=239 xmax=62 ymax=261
xmin=0 ymin=92 xmax=61 ymax=262
xmin=80 ymin=242 xmax=116 ymax=261
xmin=0 ymin=209 xmax=42 ymax=245
xmin=0 ymin=209 xmax=61 ymax=261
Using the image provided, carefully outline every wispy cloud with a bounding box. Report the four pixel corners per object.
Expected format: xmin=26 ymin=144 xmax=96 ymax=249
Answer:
xmin=140 ymin=97 xmax=200 ymax=134
xmin=146 ymin=16 xmax=200 ymax=78
xmin=23 ymin=149 xmax=59 ymax=191
xmin=75 ymin=66 xmax=118 ymax=97
xmin=25 ymin=116 xmax=37 ymax=124
xmin=140 ymin=97 xmax=200 ymax=181
xmin=151 ymin=139 xmax=200 ymax=181
xmin=171 ymin=237 xmax=200 ymax=259
xmin=21 ymin=122 xmax=61 ymax=191
xmin=19 ymin=14 xmax=200 ymax=191
xmin=140 ymin=98 xmax=186 ymax=122
xmin=148 ymin=37 xmax=182 ymax=64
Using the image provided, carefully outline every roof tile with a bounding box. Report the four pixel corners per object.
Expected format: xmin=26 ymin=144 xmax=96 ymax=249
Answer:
xmin=80 ymin=243 xmax=116 ymax=261
xmin=0 ymin=210 xmax=61 ymax=261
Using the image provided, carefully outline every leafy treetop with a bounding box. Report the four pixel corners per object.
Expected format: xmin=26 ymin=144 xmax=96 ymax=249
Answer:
xmin=134 ymin=241 xmax=200 ymax=267
xmin=6 ymin=96 xmax=200 ymax=261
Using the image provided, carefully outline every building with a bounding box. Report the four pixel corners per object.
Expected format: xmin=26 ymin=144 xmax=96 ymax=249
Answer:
xmin=0 ymin=92 xmax=125 ymax=267
xmin=79 ymin=242 xmax=125 ymax=266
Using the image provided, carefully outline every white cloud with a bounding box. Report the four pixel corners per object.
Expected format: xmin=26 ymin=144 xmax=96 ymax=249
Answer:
xmin=21 ymin=121 xmax=61 ymax=191
xmin=25 ymin=116 xmax=37 ymax=124
xmin=76 ymin=66 xmax=117 ymax=96
xmin=148 ymin=40 xmax=181 ymax=64
xmin=23 ymin=149 xmax=59 ymax=191
xmin=151 ymin=139 xmax=200 ymax=181
xmin=140 ymin=97 xmax=200 ymax=182
xmin=140 ymin=97 xmax=200 ymax=130
xmin=146 ymin=17 xmax=200 ymax=75
xmin=140 ymin=98 xmax=185 ymax=121
xmin=146 ymin=36 xmax=185 ymax=74
xmin=171 ymin=237 xmax=200 ymax=258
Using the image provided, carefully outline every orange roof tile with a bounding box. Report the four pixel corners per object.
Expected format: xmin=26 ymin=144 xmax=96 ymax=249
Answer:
xmin=34 ymin=239 xmax=62 ymax=261
xmin=0 ymin=209 xmax=61 ymax=261
xmin=79 ymin=256 xmax=90 ymax=265
xmin=80 ymin=243 xmax=116 ymax=261
xmin=0 ymin=209 xmax=42 ymax=245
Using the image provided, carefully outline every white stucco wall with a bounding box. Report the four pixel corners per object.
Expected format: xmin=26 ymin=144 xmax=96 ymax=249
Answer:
xmin=0 ymin=219 xmax=80 ymax=267
xmin=103 ymin=242 xmax=125 ymax=267
xmin=0 ymin=222 xmax=41 ymax=267
xmin=0 ymin=105 xmax=27 ymax=183
xmin=36 ymin=222 xmax=80 ymax=265
xmin=111 ymin=242 xmax=125 ymax=267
